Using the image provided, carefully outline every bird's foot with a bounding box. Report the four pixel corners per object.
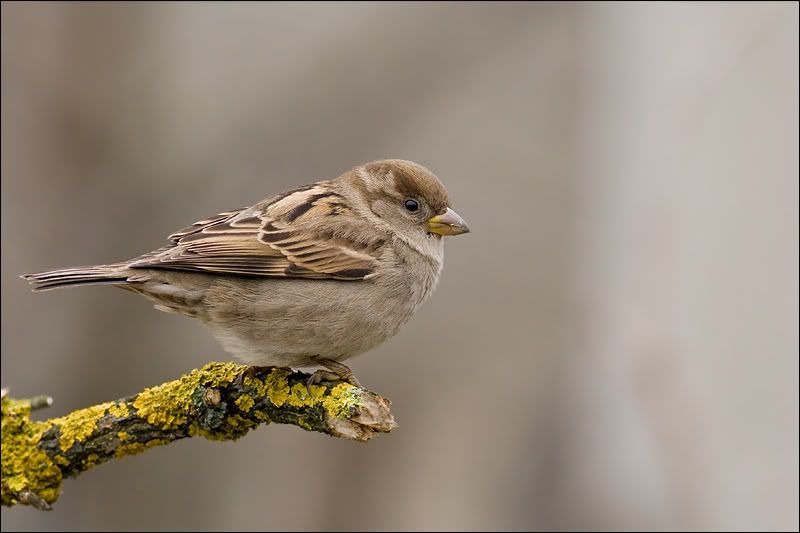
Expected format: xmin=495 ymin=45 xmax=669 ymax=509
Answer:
xmin=306 ymin=358 xmax=362 ymax=395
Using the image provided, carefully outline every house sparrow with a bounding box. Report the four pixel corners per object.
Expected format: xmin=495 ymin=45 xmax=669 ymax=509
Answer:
xmin=22 ymin=159 xmax=469 ymax=386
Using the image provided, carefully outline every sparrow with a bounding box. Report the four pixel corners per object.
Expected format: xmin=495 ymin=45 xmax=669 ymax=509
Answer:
xmin=22 ymin=159 xmax=470 ymax=387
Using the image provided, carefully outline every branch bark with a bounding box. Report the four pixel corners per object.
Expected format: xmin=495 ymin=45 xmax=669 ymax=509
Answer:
xmin=1 ymin=363 xmax=395 ymax=510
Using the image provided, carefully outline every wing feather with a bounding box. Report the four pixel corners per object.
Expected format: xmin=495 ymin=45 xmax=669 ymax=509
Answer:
xmin=129 ymin=183 xmax=381 ymax=281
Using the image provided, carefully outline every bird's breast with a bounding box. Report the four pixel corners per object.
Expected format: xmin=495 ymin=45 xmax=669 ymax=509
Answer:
xmin=202 ymin=257 xmax=441 ymax=367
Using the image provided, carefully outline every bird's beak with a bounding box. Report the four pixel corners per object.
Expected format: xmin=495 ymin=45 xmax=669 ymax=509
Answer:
xmin=427 ymin=208 xmax=470 ymax=236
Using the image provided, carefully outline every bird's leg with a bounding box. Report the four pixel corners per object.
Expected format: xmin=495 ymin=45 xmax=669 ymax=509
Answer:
xmin=306 ymin=358 xmax=362 ymax=394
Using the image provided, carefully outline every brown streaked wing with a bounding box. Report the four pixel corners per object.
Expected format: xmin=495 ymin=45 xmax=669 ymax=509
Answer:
xmin=128 ymin=184 xmax=380 ymax=281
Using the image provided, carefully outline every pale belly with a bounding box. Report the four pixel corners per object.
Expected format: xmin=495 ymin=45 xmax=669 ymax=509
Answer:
xmin=200 ymin=274 xmax=426 ymax=368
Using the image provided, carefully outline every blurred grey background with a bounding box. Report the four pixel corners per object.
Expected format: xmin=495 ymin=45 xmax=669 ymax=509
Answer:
xmin=1 ymin=2 xmax=797 ymax=531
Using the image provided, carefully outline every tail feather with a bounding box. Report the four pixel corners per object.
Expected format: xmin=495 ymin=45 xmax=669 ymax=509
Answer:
xmin=21 ymin=264 xmax=130 ymax=291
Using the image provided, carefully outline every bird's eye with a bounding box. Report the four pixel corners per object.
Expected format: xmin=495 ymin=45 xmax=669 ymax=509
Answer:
xmin=404 ymin=199 xmax=419 ymax=212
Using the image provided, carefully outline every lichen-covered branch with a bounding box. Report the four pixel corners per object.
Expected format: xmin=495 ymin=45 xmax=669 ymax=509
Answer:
xmin=1 ymin=363 xmax=395 ymax=510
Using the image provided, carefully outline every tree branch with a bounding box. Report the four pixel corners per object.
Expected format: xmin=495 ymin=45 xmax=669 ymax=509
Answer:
xmin=1 ymin=363 xmax=396 ymax=510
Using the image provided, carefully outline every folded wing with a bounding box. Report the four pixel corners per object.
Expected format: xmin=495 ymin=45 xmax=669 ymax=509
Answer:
xmin=129 ymin=184 xmax=381 ymax=281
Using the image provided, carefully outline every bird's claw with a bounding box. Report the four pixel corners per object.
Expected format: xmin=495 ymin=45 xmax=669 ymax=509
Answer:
xmin=305 ymin=359 xmax=363 ymax=396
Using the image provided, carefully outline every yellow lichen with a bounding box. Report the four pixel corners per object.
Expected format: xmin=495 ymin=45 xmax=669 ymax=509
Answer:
xmin=1 ymin=396 xmax=62 ymax=506
xmin=287 ymin=383 xmax=314 ymax=408
xmin=264 ymin=369 xmax=291 ymax=407
xmin=235 ymin=394 xmax=255 ymax=412
xmin=1 ymin=363 xmax=380 ymax=510
xmin=51 ymin=401 xmax=113 ymax=452
xmin=229 ymin=414 xmax=256 ymax=430
xmin=133 ymin=362 xmax=242 ymax=429
xmin=52 ymin=455 xmax=70 ymax=467
xmin=115 ymin=442 xmax=145 ymax=458
xmin=188 ymin=422 xmax=227 ymax=441
xmin=258 ymin=369 xmax=361 ymax=419
xmin=296 ymin=414 xmax=314 ymax=431
xmin=107 ymin=403 xmax=129 ymax=419
xmin=244 ymin=375 xmax=268 ymax=397
xmin=113 ymin=438 xmax=166 ymax=458
xmin=187 ymin=422 xmax=207 ymax=439
xmin=287 ymin=383 xmax=324 ymax=407
xmin=322 ymin=383 xmax=362 ymax=419
xmin=307 ymin=384 xmax=327 ymax=401
xmin=84 ymin=453 xmax=100 ymax=469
